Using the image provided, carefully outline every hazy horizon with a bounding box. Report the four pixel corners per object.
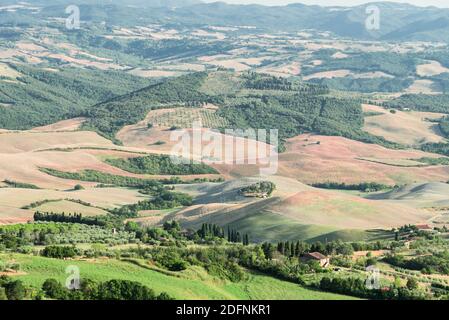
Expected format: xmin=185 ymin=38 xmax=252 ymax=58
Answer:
xmin=203 ymin=0 xmax=449 ymax=8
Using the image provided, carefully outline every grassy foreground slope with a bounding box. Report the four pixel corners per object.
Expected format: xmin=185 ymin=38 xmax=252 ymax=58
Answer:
xmin=9 ymin=254 xmax=356 ymax=300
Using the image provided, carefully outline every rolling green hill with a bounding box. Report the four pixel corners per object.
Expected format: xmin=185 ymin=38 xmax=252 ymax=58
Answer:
xmin=82 ymin=72 xmax=211 ymax=141
xmin=161 ymin=177 xmax=421 ymax=243
xmin=367 ymin=182 xmax=449 ymax=207
xmin=303 ymin=52 xmax=418 ymax=78
xmin=0 ymin=64 xmax=152 ymax=129
xmin=9 ymin=253 xmax=356 ymax=300
xmin=84 ymin=71 xmax=397 ymax=148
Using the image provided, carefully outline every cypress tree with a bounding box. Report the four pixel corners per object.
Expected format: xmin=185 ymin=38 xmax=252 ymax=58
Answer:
xmin=279 ymin=242 xmax=285 ymax=255
xmin=285 ymin=242 xmax=290 ymax=256
xmin=295 ymin=241 xmax=300 ymax=257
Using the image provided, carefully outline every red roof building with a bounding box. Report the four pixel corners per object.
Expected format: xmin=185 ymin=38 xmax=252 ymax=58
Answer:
xmin=301 ymin=252 xmax=330 ymax=268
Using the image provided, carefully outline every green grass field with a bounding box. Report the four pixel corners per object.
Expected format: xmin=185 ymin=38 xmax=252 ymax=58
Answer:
xmin=227 ymin=211 xmax=339 ymax=243
xmin=5 ymin=254 xmax=357 ymax=300
xmin=225 ymin=210 xmax=388 ymax=243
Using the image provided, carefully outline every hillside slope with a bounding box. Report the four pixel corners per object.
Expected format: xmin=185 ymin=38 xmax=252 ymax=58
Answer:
xmin=0 ymin=64 xmax=151 ymax=129
xmin=88 ymin=71 xmax=395 ymax=151
xmin=10 ymin=253 xmax=356 ymax=300
xmin=362 ymin=104 xmax=446 ymax=146
xmin=131 ymin=176 xmax=433 ymax=242
xmin=368 ymin=182 xmax=449 ymax=208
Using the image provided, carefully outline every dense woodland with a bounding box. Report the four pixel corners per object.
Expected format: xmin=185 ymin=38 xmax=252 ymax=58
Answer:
xmin=214 ymin=73 xmax=399 ymax=149
xmin=39 ymin=168 xmax=223 ymax=188
xmin=82 ymin=72 xmax=213 ymax=141
xmin=0 ymin=64 xmax=152 ymax=129
xmin=33 ymin=212 xmax=118 ymax=228
xmin=311 ymin=77 xmax=414 ymax=93
xmin=385 ymin=94 xmax=449 ymax=113
xmin=384 ymin=252 xmax=449 ymax=275
xmin=303 ymin=52 xmax=418 ymax=78
xmin=0 ymin=275 xmax=173 ymax=301
xmin=39 ymin=168 xmax=170 ymax=188
xmin=421 ymin=143 xmax=449 ymax=157
xmin=105 ymin=154 xmax=218 ymax=175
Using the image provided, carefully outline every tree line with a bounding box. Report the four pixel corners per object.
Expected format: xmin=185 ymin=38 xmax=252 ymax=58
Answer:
xmin=105 ymin=154 xmax=219 ymax=175
xmin=33 ymin=211 xmax=109 ymax=227
xmin=311 ymin=182 xmax=391 ymax=192
xmin=42 ymin=278 xmax=173 ymax=300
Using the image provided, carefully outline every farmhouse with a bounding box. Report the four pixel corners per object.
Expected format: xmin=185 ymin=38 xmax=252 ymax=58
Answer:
xmin=301 ymin=252 xmax=330 ymax=268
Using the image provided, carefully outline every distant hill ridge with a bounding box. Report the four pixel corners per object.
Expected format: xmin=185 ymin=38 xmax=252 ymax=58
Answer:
xmin=11 ymin=0 xmax=449 ymax=42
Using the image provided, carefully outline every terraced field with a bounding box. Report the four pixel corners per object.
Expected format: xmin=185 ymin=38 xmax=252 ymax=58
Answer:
xmin=144 ymin=107 xmax=228 ymax=129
